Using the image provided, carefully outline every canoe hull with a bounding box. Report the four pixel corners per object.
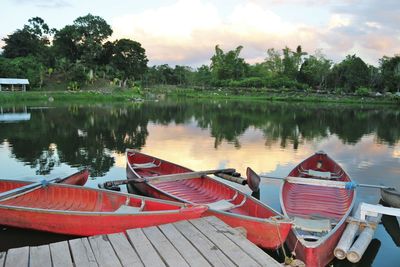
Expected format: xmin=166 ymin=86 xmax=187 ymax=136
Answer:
xmin=126 ymin=150 xmax=292 ymax=250
xmin=0 ymin=174 xmax=207 ymax=236
xmin=281 ymin=151 xmax=356 ymax=267
xmin=0 ymin=205 xmax=206 ymax=236
xmin=381 ymin=188 xmax=400 ymax=208
xmin=286 ymin=221 xmax=347 ymax=266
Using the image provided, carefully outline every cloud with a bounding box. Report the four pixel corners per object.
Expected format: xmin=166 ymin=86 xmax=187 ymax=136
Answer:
xmin=323 ymin=0 xmax=400 ymax=62
xmin=111 ymin=1 xmax=322 ymax=66
xmin=11 ymin=0 xmax=71 ymax=8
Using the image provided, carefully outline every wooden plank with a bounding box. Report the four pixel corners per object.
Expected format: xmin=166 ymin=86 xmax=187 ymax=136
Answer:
xmin=204 ymin=216 xmax=281 ymax=267
xmin=159 ymin=223 xmax=211 ymax=267
xmin=126 ymin=228 xmax=166 ymax=267
xmin=30 ymin=245 xmax=51 ymax=267
xmin=88 ymin=235 xmax=122 ymax=267
xmin=69 ymin=238 xmax=98 ymax=267
xmin=50 ymin=241 xmax=74 ymax=267
xmin=108 ymin=233 xmax=143 ymax=267
xmin=174 ymin=220 xmax=235 ymax=267
xmin=142 ymin=226 xmax=189 ymax=267
xmin=0 ymin=252 xmax=6 ymax=267
xmin=190 ymin=218 xmax=260 ymax=267
xmin=4 ymin=246 xmax=29 ymax=267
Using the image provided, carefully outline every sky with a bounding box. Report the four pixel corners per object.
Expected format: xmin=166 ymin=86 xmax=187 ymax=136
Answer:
xmin=1 ymin=0 xmax=399 ymax=67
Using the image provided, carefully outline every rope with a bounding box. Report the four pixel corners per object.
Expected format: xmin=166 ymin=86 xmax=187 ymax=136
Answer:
xmin=272 ymin=217 xmax=288 ymax=262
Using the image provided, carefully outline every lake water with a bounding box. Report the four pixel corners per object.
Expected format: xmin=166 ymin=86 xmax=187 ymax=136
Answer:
xmin=0 ymin=99 xmax=399 ymax=266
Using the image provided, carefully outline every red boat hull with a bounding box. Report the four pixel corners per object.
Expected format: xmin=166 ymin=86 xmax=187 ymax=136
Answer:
xmin=281 ymin=152 xmax=356 ymax=267
xmin=58 ymin=169 xmax=89 ymax=186
xmin=0 ymin=177 xmax=207 ymax=236
xmin=126 ymin=150 xmax=292 ymax=250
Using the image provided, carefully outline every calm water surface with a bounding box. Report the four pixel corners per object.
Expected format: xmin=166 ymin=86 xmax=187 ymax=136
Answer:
xmin=0 ymin=100 xmax=399 ymax=266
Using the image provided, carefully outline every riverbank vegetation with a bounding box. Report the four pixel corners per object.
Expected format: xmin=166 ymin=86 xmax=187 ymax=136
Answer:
xmin=1 ymin=15 xmax=400 ymax=102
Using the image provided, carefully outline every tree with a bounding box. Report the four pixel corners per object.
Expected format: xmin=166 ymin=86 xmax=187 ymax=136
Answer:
xmin=298 ymin=51 xmax=332 ymax=89
xmin=53 ymin=14 xmax=112 ymax=66
xmin=380 ymin=55 xmax=400 ymax=92
xmin=2 ymin=17 xmax=53 ymax=59
xmin=263 ymin=48 xmax=283 ymax=75
xmin=73 ymin=14 xmax=113 ymax=67
xmin=0 ymin=56 xmax=45 ymax=88
xmin=282 ymin=45 xmax=307 ymax=79
xmin=110 ymin=39 xmax=148 ymax=86
xmin=327 ymin=55 xmax=369 ymax=92
xmin=174 ymin=65 xmax=192 ymax=85
xmin=210 ymin=45 xmax=248 ymax=80
xmin=195 ymin=65 xmax=212 ymax=87
xmin=53 ymin=25 xmax=82 ymax=62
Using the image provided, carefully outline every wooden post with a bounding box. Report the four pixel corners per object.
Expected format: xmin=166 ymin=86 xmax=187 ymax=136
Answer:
xmin=0 ymin=84 xmax=2 ymax=91
xmin=334 ymin=205 xmax=361 ymax=259
xmin=23 ymin=84 xmax=26 ymax=91
xmin=347 ymin=209 xmax=383 ymax=263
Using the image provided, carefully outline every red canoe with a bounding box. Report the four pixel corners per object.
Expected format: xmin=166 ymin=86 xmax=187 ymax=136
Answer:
xmin=0 ymin=171 xmax=207 ymax=236
xmin=281 ymin=151 xmax=356 ymax=267
xmin=126 ymin=149 xmax=292 ymax=250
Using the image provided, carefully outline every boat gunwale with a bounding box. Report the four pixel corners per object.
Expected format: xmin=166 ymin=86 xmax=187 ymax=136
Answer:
xmin=279 ymin=152 xmax=357 ymax=249
xmin=0 ymin=203 xmax=198 ymax=216
xmin=126 ymin=149 xmax=290 ymax=224
xmin=0 ymin=179 xmax=194 ymax=211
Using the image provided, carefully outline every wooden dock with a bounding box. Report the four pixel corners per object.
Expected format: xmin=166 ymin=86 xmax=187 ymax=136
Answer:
xmin=0 ymin=216 xmax=281 ymax=267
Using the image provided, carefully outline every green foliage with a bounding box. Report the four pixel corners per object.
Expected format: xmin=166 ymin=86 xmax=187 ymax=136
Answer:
xmin=67 ymin=81 xmax=80 ymax=91
xmin=0 ymin=56 xmax=44 ymax=87
xmin=1 ymin=14 xmax=399 ymax=97
xmin=111 ymin=39 xmax=148 ymax=84
xmin=263 ymin=48 xmax=283 ymax=75
xmin=282 ymin=45 xmax=307 ymax=79
xmin=210 ymin=45 xmax=249 ymax=80
xmin=355 ymin=87 xmax=371 ymax=96
xmin=327 ymin=55 xmax=369 ymax=92
xmin=298 ymin=51 xmax=332 ymax=88
xmin=380 ymin=56 xmax=400 ymax=92
xmin=53 ymin=14 xmax=113 ymax=67
xmin=2 ymin=17 xmax=53 ymax=59
xmin=67 ymin=62 xmax=87 ymax=86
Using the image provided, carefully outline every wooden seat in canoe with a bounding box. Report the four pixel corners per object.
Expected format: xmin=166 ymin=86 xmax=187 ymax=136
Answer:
xmin=207 ymin=195 xmax=247 ymax=211
xmin=293 ymin=217 xmax=332 ymax=233
xmin=115 ymin=198 xmax=145 ymax=213
xmin=299 ymin=168 xmax=342 ymax=179
xmin=131 ymin=162 xmax=160 ymax=169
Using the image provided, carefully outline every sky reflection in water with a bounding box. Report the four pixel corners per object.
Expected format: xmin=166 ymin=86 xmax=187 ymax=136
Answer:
xmin=0 ymin=101 xmax=399 ymax=266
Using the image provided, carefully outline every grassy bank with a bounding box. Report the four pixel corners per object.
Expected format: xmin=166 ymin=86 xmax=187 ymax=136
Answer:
xmin=1 ymin=86 xmax=399 ymax=106
xmin=148 ymin=86 xmax=400 ymax=105
xmin=0 ymin=90 xmax=143 ymax=105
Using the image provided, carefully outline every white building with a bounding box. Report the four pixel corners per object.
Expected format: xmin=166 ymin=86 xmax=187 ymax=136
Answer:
xmin=0 ymin=78 xmax=29 ymax=91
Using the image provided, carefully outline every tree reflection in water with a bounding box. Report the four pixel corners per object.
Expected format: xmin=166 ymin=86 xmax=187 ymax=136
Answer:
xmin=0 ymin=100 xmax=399 ymax=176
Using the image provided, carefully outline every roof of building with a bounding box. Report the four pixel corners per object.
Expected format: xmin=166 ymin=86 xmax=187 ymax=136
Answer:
xmin=0 ymin=78 xmax=30 ymax=85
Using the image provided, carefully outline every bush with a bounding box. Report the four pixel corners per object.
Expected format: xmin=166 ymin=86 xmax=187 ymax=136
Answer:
xmin=67 ymin=63 xmax=87 ymax=87
xmin=0 ymin=56 xmax=45 ymax=88
xmin=355 ymin=86 xmax=371 ymax=96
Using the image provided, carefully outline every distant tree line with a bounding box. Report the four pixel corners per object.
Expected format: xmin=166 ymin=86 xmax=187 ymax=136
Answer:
xmin=1 ymin=15 xmax=399 ymax=94
xmin=0 ymin=15 xmax=147 ymax=89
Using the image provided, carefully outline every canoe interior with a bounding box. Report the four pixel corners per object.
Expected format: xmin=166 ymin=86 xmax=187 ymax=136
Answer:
xmin=282 ymin=152 xmax=355 ymax=239
xmin=127 ymin=151 xmax=278 ymax=219
xmin=281 ymin=152 xmax=356 ymax=266
xmin=0 ymin=180 xmax=183 ymax=212
xmin=283 ymin=153 xmax=353 ymax=220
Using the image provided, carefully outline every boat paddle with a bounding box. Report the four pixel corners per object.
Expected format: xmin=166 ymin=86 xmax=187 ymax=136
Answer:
xmin=100 ymin=168 xmax=239 ymax=189
xmin=245 ymin=167 xmax=395 ymax=192
xmin=0 ymin=170 xmax=90 ymax=202
xmin=0 ymin=177 xmax=62 ymax=202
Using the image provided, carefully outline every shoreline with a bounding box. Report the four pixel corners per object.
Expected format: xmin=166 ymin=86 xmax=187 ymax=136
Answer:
xmin=0 ymin=87 xmax=399 ymax=106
